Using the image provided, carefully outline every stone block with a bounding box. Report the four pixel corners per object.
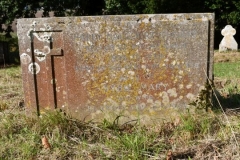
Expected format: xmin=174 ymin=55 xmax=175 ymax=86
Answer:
xmin=17 ymin=13 xmax=214 ymax=123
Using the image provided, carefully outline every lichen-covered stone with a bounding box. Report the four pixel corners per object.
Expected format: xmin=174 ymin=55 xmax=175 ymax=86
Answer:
xmin=17 ymin=13 xmax=214 ymax=123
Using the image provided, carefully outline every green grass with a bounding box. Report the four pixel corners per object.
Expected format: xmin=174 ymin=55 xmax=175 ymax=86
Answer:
xmin=214 ymin=61 xmax=240 ymax=78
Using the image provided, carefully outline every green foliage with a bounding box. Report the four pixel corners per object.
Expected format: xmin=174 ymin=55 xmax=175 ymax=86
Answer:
xmin=0 ymin=0 xmax=105 ymax=34
xmin=104 ymin=0 xmax=145 ymax=14
xmin=189 ymin=82 xmax=213 ymax=111
xmin=177 ymin=110 xmax=222 ymax=140
xmin=205 ymin=0 xmax=240 ymax=29
xmin=118 ymin=131 xmax=147 ymax=158
xmin=160 ymin=0 xmax=205 ymax=13
xmin=104 ymin=0 xmax=206 ymax=14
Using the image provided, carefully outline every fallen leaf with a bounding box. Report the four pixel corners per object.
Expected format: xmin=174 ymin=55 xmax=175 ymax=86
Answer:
xmin=174 ymin=117 xmax=181 ymax=126
xmin=166 ymin=150 xmax=173 ymax=160
xmin=42 ymin=136 xmax=51 ymax=149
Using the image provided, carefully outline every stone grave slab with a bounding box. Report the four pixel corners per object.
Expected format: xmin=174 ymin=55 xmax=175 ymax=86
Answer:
xmin=17 ymin=13 xmax=214 ymax=122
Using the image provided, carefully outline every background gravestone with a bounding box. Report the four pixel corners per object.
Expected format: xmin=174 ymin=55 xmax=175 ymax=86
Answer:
xmin=219 ymin=25 xmax=238 ymax=52
xmin=17 ymin=13 xmax=214 ymax=123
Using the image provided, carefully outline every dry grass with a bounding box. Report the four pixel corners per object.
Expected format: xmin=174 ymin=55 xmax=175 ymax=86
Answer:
xmin=0 ymin=105 xmax=239 ymax=159
xmin=0 ymin=65 xmax=23 ymax=110
xmin=214 ymin=51 xmax=240 ymax=63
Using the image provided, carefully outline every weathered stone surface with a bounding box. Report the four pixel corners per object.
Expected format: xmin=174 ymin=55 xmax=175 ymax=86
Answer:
xmin=17 ymin=14 xmax=214 ymax=123
xmin=219 ymin=25 xmax=238 ymax=52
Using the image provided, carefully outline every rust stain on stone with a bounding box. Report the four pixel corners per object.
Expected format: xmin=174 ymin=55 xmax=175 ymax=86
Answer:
xmin=17 ymin=14 xmax=215 ymax=123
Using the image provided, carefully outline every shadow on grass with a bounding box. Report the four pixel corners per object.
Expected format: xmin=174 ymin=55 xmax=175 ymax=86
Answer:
xmin=0 ymin=64 xmax=20 ymax=69
xmin=212 ymin=77 xmax=240 ymax=113
xmin=213 ymin=89 xmax=240 ymax=113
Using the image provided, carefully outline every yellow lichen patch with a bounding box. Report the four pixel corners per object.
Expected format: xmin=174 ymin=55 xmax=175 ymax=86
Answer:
xmin=73 ymin=18 xmax=209 ymax=113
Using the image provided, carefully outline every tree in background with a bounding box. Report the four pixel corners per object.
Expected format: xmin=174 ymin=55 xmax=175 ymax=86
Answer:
xmin=0 ymin=0 xmax=105 ymax=37
xmin=205 ymin=0 xmax=240 ymax=46
xmin=0 ymin=0 xmax=26 ymax=34
xmin=39 ymin=0 xmax=104 ymax=17
xmin=205 ymin=0 xmax=240 ymax=29
xmin=104 ymin=0 xmax=205 ymax=14
xmin=1 ymin=0 xmax=240 ymax=46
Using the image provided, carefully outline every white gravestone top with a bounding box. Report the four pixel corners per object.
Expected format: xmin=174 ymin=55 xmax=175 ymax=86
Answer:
xmin=219 ymin=25 xmax=238 ymax=52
